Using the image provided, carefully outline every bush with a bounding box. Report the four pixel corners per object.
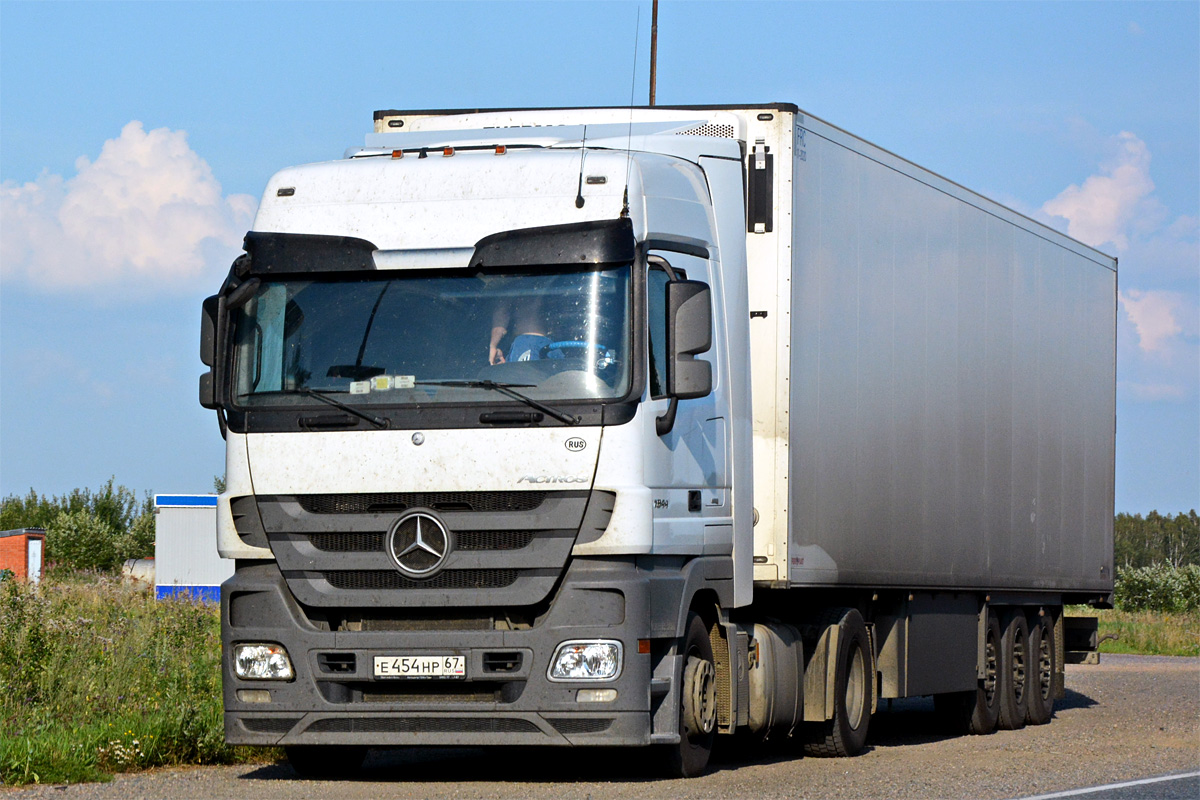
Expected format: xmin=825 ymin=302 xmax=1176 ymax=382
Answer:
xmin=0 ymin=574 xmax=270 ymax=785
xmin=46 ymin=510 xmax=121 ymax=572
xmin=1114 ymin=563 xmax=1200 ymax=613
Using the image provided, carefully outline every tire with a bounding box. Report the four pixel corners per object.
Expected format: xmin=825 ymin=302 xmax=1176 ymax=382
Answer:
xmin=663 ymin=611 xmax=717 ymax=778
xmin=285 ymin=745 xmax=367 ymax=779
xmin=1026 ymin=611 xmax=1057 ymax=725
xmin=997 ymin=609 xmax=1029 ymax=731
xmin=968 ymin=611 xmax=1002 ymax=735
xmin=804 ymin=608 xmax=873 ymax=758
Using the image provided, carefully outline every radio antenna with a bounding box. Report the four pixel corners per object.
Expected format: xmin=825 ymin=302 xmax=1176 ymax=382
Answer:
xmin=575 ymin=125 xmax=587 ymax=208
xmin=649 ymin=0 xmax=658 ymax=105
xmin=621 ymin=6 xmax=641 ymax=219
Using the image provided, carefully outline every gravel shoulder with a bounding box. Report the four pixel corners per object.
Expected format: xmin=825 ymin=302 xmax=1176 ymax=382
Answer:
xmin=8 ymin=654 xmax=1199 ymax=800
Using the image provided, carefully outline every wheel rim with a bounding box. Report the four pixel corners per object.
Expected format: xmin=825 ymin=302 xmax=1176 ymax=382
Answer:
xmin=1012 ymin=627 xmax=1027 ymax=704
xmin=1037 ymin=629 xmax=1053 ymax=700
xmin=846 ymin=646 xmax=866 ymax=729
xmin=983 ymin=635 xmax=998 ymax=705
xmin=683 ymin=655 xmax=717 ymax=738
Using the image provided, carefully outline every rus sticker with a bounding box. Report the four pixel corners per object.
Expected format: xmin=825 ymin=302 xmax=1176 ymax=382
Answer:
xmin=349 ymin=381 xmax=371 ymax=395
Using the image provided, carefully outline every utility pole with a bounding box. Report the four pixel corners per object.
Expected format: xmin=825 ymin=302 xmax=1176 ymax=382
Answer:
xmin=649 ymin=0 xmax=658 ymax=105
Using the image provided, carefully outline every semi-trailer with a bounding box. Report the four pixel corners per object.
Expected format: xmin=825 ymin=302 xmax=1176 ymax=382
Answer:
xmin=200 ymin=103 xmax=1115 ymax=777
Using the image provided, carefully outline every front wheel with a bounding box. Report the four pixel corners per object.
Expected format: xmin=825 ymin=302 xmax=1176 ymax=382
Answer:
xmin=285 ymin=745 xmax=367 ymax=779
xmin=663 ymin=611 xmax=717 ymax=778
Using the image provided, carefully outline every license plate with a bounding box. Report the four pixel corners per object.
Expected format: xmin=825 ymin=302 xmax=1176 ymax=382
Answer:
xmin=373 ymin=655 xmax=466 ymax=679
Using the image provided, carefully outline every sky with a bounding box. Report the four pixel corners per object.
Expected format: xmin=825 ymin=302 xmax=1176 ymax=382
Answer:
xmin=1 ymin=1 xmax=1197 ymax=514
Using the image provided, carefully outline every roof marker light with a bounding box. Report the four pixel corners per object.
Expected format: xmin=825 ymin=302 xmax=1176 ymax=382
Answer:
xmin=495 ymin=145 xmax=507 ymax=155
xmin=443 ymin=147 xmax=455 ymax=157
xmin=391 ymin=150 xmax=404 ymax=159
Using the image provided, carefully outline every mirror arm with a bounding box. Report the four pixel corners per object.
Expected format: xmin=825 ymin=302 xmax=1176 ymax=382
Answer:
xmin=655 ymin=397 xmax=679 ymax=436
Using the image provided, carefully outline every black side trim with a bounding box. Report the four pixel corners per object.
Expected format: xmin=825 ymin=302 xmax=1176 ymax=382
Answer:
xmin=469 ymin=218 xmax=635 ymax=270
xmin=244 ymin=231 xmax=377 ymax=275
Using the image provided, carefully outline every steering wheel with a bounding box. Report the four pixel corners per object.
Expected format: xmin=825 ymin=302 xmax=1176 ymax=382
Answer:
xmin=540 ymin=340 xmax=616 ymax=370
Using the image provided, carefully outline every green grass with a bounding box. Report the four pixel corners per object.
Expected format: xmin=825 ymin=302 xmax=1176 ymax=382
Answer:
xmin=1068 ymin=606 xmax=1200 ymax=658
xmin=0 ymin=573 xmax=276 ymax=786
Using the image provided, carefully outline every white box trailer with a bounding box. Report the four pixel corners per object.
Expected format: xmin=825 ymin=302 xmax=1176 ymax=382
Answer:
xmin=200 ymin=103 xmax=1115 ymax=777
xmin=154 ymin=494 xmax=231 ymax=601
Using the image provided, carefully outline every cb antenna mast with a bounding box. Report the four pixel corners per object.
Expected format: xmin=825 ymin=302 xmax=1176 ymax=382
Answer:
xmin=649 ymin=0 xmax=658 ymax=105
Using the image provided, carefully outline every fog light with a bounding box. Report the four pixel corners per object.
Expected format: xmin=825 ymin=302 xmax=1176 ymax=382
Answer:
xmin=548 ymin=640 xmax=623 ymax=682
xmin=237 ymin=689 xmax=272 ymax=703
xmin=233 ymin=643 xmax=294 ymax=680
xmin=577 ymin=688 xmax=618 ymax=703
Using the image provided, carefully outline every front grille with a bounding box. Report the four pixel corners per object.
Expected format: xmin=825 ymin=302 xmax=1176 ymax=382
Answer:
xmin=309 ymin=530 xmax=537 ymax=553
xmin=297 ymin=492 xmax=546 ymax=515
xmin=305 ymin=716 xmax=540 ymax=734
xmin=548 ymin=718 xmax=614 ymax=735
xmin=324 ymin=569 xmax=518 ymax=591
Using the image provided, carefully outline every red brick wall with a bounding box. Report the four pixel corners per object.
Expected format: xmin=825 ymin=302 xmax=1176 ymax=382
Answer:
xmin=0 ymin=533 xmax=44 ymax=582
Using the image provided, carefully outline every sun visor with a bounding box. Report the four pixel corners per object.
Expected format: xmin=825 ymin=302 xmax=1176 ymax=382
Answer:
xmin=469 ymin=218 xmax=635 ymax=270
xmin=243 ymin=231 xmax=378 ymax=275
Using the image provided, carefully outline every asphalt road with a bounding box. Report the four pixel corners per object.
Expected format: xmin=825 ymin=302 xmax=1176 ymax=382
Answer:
xmin=7 ymin=654 xmax=1198 ymax=800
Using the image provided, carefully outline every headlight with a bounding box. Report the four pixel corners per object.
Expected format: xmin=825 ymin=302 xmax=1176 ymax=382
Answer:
xmin=547 ymin=640 xmax=623 ymax=682
xmin=233 ymin=643 xmax=295 ymax=680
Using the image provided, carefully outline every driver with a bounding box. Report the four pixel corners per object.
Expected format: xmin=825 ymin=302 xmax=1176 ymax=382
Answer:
xmin=489 ymin=295 xmax=565 ymax=364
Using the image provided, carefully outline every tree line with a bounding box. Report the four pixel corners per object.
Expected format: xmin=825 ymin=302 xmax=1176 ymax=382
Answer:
xmin=0 ymin=479 xmax=155 ymax=572
xmin=1114 ymin=510 xmax=1199 ymax=570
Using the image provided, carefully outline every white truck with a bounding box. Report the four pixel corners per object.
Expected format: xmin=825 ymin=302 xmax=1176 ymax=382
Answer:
xmin=200 ymin=104 xmax=1115 ymax=777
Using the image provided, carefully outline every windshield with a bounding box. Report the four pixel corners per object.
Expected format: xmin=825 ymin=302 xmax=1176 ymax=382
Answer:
xmin=230 ymin=264 xmax=632 ymax=409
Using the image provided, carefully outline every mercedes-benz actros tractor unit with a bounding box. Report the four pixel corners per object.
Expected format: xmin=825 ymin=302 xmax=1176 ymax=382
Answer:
xmin=200 ymin=104 xmax=1115 ymax=777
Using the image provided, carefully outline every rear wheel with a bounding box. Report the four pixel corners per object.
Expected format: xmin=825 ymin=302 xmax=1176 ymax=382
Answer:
xmin=804 ymin=608 xmax=873 ymax=757
xmin=1026 ymin=611 xmax=1057 ymax=725
xmin=969 ymin=611 xmax=1003 ymax=735
xmin=664 ymin=611 xmax=717 ymax=778
xmin=997 ymin=609 xmax=1029 ymax=730
xmin=285 ymin=745 xmax=367 ymax=779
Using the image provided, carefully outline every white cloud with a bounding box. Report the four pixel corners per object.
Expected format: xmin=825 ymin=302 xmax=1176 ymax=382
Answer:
xmin=1 ymin=121 xmax=256 ymax=292
xmin=1119 ymin=289 xmax=1185 ymax=354
xmin=1041 ymin=131 xmax=1155 ymax=251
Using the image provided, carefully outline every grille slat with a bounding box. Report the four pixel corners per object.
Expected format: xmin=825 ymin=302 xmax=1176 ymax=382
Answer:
xmin=308 ymin=530 xmax=538 ymax=553
xmin=298 ymin=492 xmax=546 ymax=515
xmin=324 ymin=569 xmax=518 ymax=590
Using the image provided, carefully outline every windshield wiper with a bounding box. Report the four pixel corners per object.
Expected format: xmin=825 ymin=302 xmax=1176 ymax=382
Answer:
xmin=300 ymin=388 xmax=390 ymax=429
xmin=417 ymin=380 xmax=580 ymax=425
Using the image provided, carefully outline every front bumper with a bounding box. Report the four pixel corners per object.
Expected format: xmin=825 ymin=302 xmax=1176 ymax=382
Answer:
xmin=223 ymin=557 xmax=675 ymax=747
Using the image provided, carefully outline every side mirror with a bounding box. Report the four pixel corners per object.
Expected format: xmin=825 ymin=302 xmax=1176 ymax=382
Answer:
xmin=657 ymin=280 xmax=713 ymax=436
xmin=199 ymin=295 xmax=221 ymax=410
xmin=666 ymin=280 xmax=713 ymax=400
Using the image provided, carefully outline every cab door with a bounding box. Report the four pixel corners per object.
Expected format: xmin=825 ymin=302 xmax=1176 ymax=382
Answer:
xmin=643 ymin=250 xmax=730 ymax=555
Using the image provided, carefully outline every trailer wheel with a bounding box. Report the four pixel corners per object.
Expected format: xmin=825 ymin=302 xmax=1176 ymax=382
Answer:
xmin=997 ymin=609 xmax=1029 ymax=730
xmin=968 ymin=611 xmax=1002 ymax=735
xmin=804 ymin=608 xmax=872 ymax=758
xmin=664 ymin=611 xmax=717 ymax=778
xmin=1025 ymin=611 xmax=1056 ymax=725
xmin=284 ymin=745 xmax=367 ymax=778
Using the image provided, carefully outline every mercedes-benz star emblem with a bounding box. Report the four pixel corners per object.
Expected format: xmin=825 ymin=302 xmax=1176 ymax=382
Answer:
xmin=386 ymin=510 xmax=451 ymax=578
